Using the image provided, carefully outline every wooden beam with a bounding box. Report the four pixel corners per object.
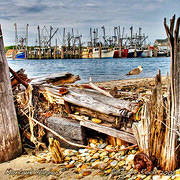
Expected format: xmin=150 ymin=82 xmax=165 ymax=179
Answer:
xmin=80 ymin=120 xmax=137 ymax=144
xmin=0 ymin=25 xmax=22 ymax=162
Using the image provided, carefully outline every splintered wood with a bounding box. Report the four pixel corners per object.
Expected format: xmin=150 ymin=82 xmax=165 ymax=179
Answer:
xmin=12 ymin=70 xmax=144 ymax=148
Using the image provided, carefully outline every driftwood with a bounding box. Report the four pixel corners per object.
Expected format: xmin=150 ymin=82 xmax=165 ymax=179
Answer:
xmin=22 ymin=111 xmax=137 ymax=152
xmin=30 ymin=72 xmax=80 ymax=85
xmin=62 ymin=88 xmax=138 ymax=117
xmin=67 ymin=87 xmax=138 ymax=113
xmin=80 ymin=120 xmax=137 ymax=144
xmin=89 ymin=77 xmax=113 ymax=97
xmin=9 ymin=67 xmax=29 ymax=88
xmin=0 ymin=25 xmax=22 ymax=162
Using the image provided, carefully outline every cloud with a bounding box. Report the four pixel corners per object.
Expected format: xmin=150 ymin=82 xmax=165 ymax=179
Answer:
xmin=0 ymin=0 xmax=179 ymax=46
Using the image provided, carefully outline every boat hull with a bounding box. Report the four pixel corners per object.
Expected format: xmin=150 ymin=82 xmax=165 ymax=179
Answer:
xmin=127 ymin=50 xmax=143 ymax=58
xmin=92 ymin=50 xmax=114 ymax=59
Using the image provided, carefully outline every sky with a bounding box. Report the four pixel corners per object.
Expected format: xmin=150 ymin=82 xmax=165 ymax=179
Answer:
xmin=0 ymin=0 xmax=180 ymax=46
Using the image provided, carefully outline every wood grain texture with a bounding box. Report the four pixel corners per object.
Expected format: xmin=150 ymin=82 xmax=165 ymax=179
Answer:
xmin=0 ymin=25 xmax=22 ymax=163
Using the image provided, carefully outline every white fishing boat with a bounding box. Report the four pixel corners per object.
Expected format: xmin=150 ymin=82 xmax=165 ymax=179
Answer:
xmin=92 ymin=47 xmax=114 ymax=59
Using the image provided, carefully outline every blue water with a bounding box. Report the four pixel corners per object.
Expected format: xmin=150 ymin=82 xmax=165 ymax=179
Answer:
xmin=8 ymin=57 xmax=170 ymax=83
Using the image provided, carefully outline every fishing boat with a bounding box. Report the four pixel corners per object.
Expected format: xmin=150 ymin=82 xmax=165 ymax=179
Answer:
xmin=92 ymin=47 xmax=114 ymax=59
xmin=141 ymin=50 xmax=153 ymax=58
xmin=15 ymin=50 xmax=25 ymax=59
xmin=127 ymin=49 xmax=143 ymax=58
xmin=113 ymin=48 xmax=128 ymax=58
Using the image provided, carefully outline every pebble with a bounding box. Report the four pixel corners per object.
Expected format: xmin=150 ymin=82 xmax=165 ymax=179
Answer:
xmin=82 ymin=170 xmax=92 ymax=176
xmin=92 ymin=162 xmax=103 ymax=168
xmin=118 ymin=161 xmax=126 ymax=167
xmin=79 ymin=149 xmax=89 ymax=154
xmin=126 ymin=154 xmax=135 ymax=164
xmin=89 ymin=143 xmax=96 ymax=148
xmin=110 ymin=160 xmax=118 ymax=167
xmin=103 ymin=157 xmax=110 ymax=163
xmin=92 ymin=153 xmax=100 ymax=159
xmin=97 ymin=143 xmax=107 ymax=149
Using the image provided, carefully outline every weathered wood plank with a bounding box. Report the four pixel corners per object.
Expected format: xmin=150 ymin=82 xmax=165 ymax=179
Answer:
xmin=69 ymin=88 xmax=138 ymax=113
xmin=30 ymin=72 xmax=80 ymax=85
xmin=62 ymin=88 xmax=134 ymax=117
xmin=80 ymin=120 xmax=137 ymax=144
xmin=0 ymin=25 xmax=22 ymax=163
xmin=46 ymin=116 xmax=86 ymax=148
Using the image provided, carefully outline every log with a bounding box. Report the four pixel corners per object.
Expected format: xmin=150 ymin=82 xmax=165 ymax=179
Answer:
xmin=0 ymin=25 xmax=22 ymax=163
xmin=80 ymin=120 xmax=137 ymax=144
xmin=30 ymin=72 xmax=80 ymax=86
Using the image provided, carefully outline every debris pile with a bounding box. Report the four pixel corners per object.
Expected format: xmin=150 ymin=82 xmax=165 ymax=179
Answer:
xmin=9 ymin=69 xmax=179 ymax=179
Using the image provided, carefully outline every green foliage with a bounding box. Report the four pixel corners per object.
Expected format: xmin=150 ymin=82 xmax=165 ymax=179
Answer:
xmin=4 ymin=46 xmax=16 ymax=52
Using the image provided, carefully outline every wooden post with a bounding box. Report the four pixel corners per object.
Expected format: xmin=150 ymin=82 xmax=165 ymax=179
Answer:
xmin=0 ymin=25 xmax=22 ymax=162
xmin=133 ymin=16 xmax=180 ymax=171
xmin=163 ymin=15 xmax=180 ymax=170
xmin=99 ymin=43 xmax=102 ymax=59
xmin=61 ymin=46 xmax=64 ymax=59
xmin=134 ymin=44 xmax=137 ymax=57
xmin=119 ymin=41 xmax=122 ymax=58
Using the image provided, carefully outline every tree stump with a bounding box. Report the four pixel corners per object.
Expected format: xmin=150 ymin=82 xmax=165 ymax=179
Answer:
xmin=0 ymin=25 xmax=22 ymax=163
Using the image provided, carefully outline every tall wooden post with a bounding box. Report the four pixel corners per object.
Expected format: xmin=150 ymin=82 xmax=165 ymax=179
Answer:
xmin=61 ymin=46 xmax=64 ymax=59
xmin=0 ymin=25 xmax=22 ymax=162
xmin=99 ymin=43 xmax=102 ymax=59
xmin=119 ymin=41 xmax=122 ymax=58
xmin=163 ymin=15 xmax=180 ymax=170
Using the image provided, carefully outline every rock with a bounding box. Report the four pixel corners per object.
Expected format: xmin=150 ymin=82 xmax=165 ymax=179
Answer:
xmin=79 ymin=153 xmax=89 ymax=157
xmin=86 ymin=156 xmax=92 ymax=162
xmin=126 ymin=163 xmax=132 ymax=171
xmin=158 ymin=176 xmax=171 ymax=180
xmin=105 ymin=169 xmax=112 ymax=174
xmin=118 ymin=161 xmax=126 ymax=167
xmin=131 ymin=150 xmax=136 ymax=154
xmin=66 ymin=163 xmax=75 ymax=169
xmin=103 ymin=157 xmax=110 ymax=163
xmin=89 ymin=150 xmax=97 ymax=154
xmin=74 ymin=174 xmax=83 ymax=179
xmin=48 ymin=175 xmax=57 ymax=180
xmin=92 ymin=153 xmax=100 ymax=159
xmin=137 ymin=174 xmax=147 ymax=179
xmin=71 ymin=156 xmax=79 ymax=161
xmin=100 ymin=151 xmax=108 ymax=158
xmin=105 ymin=145 xmax=115 ymax=151
xmin=109 ymin=152 xmax=116 ymax=158
xmin=75 ymin=162 xmax=83 ymax=168
xmin=82 ymin=170 xmax=92 ymax=176
xmin=97 ymin=143 xmax=107 ymax=149
xmin=79 ymin=149 xmax=89 ymax=154
xmin=64 ymin=156 xmax=71 ymax=161
xmin=90 ymin=143 xmax=97 ymax=148
xmin=126 ymin=154 xmax=135 ymax=164
xmin=92 ymin=162 xmax=107 ymax=170
xmin=110 ymin=160 xmax=118 ymax=167
xmin=63 ymin=149 xmax=77 ymax=157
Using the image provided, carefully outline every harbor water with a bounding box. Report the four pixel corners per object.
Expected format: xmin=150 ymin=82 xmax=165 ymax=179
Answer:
xmin=8 ymin=57 xmax=170 ymax=83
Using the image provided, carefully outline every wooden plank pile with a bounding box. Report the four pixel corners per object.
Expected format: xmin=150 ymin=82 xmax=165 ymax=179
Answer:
xmin=11 ymin=70 xmax=141 ymax=149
